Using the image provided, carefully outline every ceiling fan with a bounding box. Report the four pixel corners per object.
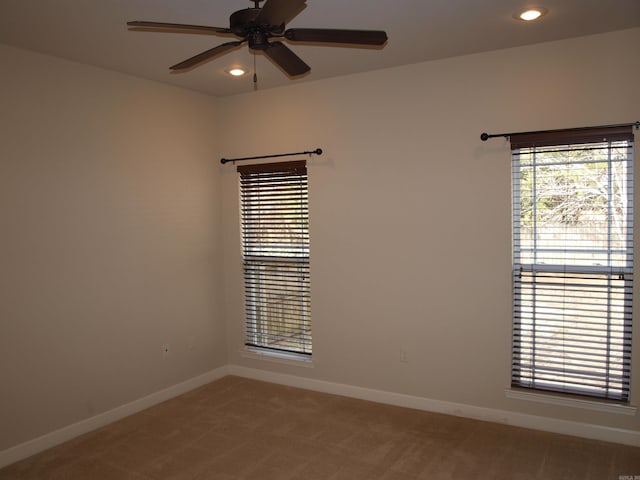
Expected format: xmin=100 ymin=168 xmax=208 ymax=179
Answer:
xmin=127 ymin=0 xmax=387 ymax=77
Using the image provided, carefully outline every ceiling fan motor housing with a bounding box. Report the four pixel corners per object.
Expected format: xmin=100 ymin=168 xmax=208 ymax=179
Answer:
xmin=230 ymin=8 xmax=284 ymax=50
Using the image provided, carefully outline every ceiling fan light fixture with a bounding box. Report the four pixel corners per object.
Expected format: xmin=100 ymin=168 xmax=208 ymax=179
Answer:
xmin=514 ymin=7 xmax=548 ymax=21
xmin=226 ymin=68 xmax=247 ymax=77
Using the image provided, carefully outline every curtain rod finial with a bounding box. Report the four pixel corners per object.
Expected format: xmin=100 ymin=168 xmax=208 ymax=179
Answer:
xmin=480 ymin=133 xmax=489 ymax=141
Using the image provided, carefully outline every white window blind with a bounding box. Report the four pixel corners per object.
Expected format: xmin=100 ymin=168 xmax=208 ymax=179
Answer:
xmin=238 ymin=160 xmax=311 ymax=356
xmin=511 ymin=125 xmax=634 ymax=401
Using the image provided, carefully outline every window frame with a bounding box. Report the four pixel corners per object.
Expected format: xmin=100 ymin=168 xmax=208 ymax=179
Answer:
xmin=237 ymin=160 xmax=312 ymax=359
xmin=510 ymin=125 xmax=634 ymax=403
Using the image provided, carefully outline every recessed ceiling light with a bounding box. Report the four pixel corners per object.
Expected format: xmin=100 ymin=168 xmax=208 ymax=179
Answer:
xmin=226 ymin=68 xmax=247 ymax=77
xmin=514 ymin=7 xmax=548 ymax=21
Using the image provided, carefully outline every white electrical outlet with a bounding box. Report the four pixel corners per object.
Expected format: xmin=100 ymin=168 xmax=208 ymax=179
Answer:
xmin=162 ymin=343 xmax=170 ymax=357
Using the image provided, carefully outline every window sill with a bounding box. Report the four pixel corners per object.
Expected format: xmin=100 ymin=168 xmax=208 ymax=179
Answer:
xmin=241 ymin=347 xmax=314 ymax=368
xmin=505 ymin=389 xmax=637 ymax=415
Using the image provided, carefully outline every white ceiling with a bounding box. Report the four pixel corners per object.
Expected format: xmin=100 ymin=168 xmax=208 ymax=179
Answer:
xmin=1 ymin=0 xmax=639 ymax=97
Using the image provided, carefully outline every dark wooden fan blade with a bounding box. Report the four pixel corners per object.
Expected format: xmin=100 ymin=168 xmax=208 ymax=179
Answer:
xmin=170 ymin=41 xmax=244 ymax=71
xmin=127 ymin=21 xmax=231 ymax=35
xmin=256 ymin=0 xmax=306 ymax=27
xmin=284 ymin=28 xmax=388 ymax=45
xmin=263 ymin=41 xmax=310 ymax=77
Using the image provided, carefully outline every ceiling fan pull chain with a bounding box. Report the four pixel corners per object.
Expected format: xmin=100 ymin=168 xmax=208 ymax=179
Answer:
xmin=253 ymin=53 xmax=258 ymax=91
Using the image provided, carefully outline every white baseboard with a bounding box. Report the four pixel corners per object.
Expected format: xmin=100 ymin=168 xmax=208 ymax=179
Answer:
xmin=227 ymin=365 xmax=640 ymax=447
xmin=0 ymin=366 xmax=229 ymax=469
xmin=3 ymin=364 xmax=638 ymax=470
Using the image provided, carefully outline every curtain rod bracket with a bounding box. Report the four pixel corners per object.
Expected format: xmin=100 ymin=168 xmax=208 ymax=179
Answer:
xmin=221 ymin=148 xmax=322 ymax=164
xmin=480 ymin=121 xmax=640 ymax=142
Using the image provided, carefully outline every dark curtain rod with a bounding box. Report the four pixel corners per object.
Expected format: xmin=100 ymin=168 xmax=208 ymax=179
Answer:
xmin=480 ymin=121 xmax=640 ymax=142
xmin=221 ymin=148 xmax=322 ymax=164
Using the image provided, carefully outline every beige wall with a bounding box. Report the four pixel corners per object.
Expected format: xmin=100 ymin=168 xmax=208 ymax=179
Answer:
xmin=0 ymin=45 xmax=227 ymax=450
xmin=1 ymin=27 xmax=639 ymax=454
xmin=219 ymin=28 xmax=640 ymax=433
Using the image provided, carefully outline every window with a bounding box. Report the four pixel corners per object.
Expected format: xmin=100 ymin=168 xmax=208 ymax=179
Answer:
xmin=238 ymin=160 xmax=311 ymax=357
xmin=511 ymin=125 xmax=634 ymax=401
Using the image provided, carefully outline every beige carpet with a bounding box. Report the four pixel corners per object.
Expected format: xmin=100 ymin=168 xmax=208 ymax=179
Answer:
xmin=1 ymin=375 xmax=638 ymax=479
